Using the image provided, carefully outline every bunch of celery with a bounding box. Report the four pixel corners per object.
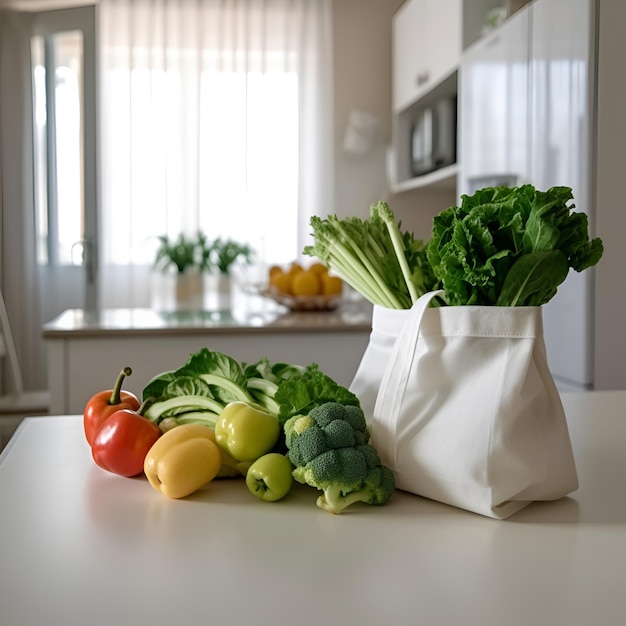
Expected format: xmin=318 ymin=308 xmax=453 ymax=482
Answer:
xmin=304 ymin=201 xmax=434 ymax=309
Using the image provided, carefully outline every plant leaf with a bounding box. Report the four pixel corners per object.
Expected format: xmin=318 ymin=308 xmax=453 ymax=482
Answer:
xmin=496 ymin=250 xmax=569 ymax=306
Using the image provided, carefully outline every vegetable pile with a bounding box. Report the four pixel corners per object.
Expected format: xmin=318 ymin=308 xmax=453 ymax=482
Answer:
xmin=140 ymin=347 xmax=361 ymax=433
xmin=305 ymin=185 xmax=603 ymax=309
xmin=82 ymin=184 xmax=603 ymax=517
xmin=83 ymin=349 xmax=395 ymax=514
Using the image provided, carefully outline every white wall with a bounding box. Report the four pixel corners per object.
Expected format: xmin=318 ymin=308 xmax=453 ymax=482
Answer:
xmin=332 ymin=0 xmax=456 ymax=241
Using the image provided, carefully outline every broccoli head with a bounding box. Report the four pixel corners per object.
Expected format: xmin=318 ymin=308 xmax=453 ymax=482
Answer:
xmin=283 ymin=402 xmax=395 ymax=514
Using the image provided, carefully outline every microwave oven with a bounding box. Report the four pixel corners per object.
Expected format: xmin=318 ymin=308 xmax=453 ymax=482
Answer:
xmin=411 ymin=96 xmax=457 ymax=177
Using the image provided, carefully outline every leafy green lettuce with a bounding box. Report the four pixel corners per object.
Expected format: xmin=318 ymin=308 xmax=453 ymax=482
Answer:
xmin=426 ymin=185 xmax=604 ymax=306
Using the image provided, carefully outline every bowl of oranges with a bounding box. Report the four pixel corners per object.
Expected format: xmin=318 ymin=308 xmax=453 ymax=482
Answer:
xmin=264 ymin=261 xmax=343 ymax=311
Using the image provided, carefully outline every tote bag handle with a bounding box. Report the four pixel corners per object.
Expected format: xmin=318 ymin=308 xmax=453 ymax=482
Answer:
xmin=371 ymin=290 xmax=444 ymax=469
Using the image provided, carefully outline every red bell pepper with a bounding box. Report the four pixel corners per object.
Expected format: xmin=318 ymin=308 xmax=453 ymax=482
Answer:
xmin=84 ymin=367 xmax=141 ymax=446
xmin=91 ymin=400 xmax=162 ymax=477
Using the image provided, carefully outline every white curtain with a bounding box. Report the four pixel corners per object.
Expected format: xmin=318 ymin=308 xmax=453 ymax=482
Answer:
xmin=0 ymin=10 xmax=44 ymax=390
xmin=98 ymin=0 xmax=334 ymax=308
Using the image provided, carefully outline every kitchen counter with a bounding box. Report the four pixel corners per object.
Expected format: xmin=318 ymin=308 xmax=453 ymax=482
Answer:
xmin=1 ymin=390 xmax=625 ymax=626
xmin=42 ymin=296 xmax=373 ymax=337
xmin=42 ymin=297 xmax=373 ymax=414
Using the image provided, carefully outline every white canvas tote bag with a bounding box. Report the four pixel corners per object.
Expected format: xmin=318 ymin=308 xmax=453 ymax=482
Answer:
xmin=350 ymin=290 xmax=579 ymax=519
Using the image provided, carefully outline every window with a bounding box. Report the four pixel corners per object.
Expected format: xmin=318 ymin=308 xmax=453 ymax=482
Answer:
xmin=102 ymin=55 xmax=299 ymax=266
xmin=98 ymin=0 xmax=333 ymax=299
xmin=32 ymin=30 xmax=85 ymax=267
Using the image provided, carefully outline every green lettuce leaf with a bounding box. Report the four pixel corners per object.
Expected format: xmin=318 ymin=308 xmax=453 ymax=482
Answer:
xmin=273 ymin=365 xmax=360 ymax=425
xmin=496 ymin=250 xmax=569 ymax=306
xmin=141 ymin=349 xmax=360 ymax=438
xmin=427 ymin=184 xmax=604 ymax=306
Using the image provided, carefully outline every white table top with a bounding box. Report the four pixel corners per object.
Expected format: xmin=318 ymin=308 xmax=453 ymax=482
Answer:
xmin=1 ymin=390 xmax=625 ymax=626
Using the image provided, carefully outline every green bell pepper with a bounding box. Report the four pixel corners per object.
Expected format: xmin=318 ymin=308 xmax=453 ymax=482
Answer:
xmin=246 ymin=453 xmax=294 ymax=502
xmin=215 ymin=401 xmax=280 ymax=462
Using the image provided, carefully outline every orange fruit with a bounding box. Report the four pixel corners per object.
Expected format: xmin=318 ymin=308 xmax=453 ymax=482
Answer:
xmin=309 ymin=262 xmax=328 ymax=276
xmin=291 ymin=270 xmax=321 ymax=296
xmin=268 ymin=265 xmax=283 ymax=278
xmin=269 ymin=270 xmax=291 ymax=295
xmin=321 ymin=274 xmax=343 ymax=297
xmin=288 ymin=262 xmax=304 ymax=276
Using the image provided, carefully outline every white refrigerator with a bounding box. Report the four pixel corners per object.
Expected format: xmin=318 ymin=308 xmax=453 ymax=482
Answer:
xmin=458 ymin=0 xmax=597 ymax=390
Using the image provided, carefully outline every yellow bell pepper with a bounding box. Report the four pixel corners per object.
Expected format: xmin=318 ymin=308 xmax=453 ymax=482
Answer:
xmin=144 ymin=423 xmax=222 ymax=499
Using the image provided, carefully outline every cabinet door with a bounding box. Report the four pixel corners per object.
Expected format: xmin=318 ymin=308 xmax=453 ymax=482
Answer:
xmin=424 ymin=0 xmax=462 ymax=98
xmin=393 ymin=0 xmax=426 ymax=111
xmin=393 ymin=0 xmax=461 ymax=111
xmin=458 ymin=7 xmax=531 ymax=195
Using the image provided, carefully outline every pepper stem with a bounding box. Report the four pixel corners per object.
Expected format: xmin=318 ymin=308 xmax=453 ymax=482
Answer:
xmin=109 ymin=367 xmax=133 ymax=405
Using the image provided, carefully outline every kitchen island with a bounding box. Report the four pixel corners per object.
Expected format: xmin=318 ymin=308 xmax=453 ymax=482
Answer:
xmin=1 ymin=390 xmax=625 ymax=626
xmin=42 ymin=296 xmax=373 ymax=414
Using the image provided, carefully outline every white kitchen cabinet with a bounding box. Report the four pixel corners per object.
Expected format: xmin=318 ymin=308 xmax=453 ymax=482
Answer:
xmin=390 ymin=0 xmax=462 ymax=193
xmin=389 ymin=0 xmax=537 ymax=194
xmin=392 ymin=0 xmax=425 ymax=112
xmin=458 ymin=5 xmax=531 ymax=195
xmin=392 ymin=0 xmax=462 ymax=112
xmin=42 ymin=305 xmax=373 ymax=414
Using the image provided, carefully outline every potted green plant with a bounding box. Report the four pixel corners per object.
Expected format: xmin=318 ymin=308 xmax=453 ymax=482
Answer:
xmin=204 ymin=237 xmax=255 ymax=311
xmin=211 ymin=237 xmax=254 ymax=275
xmin=154 ymin=233 xmax=204 ymax=310
xmin=153 ymin=232 xmax=255 ymax=311
xmin=196 ymin=231 xmax=216 ymax=273
xmin=154 ymin=233 xmax=200 ymax=274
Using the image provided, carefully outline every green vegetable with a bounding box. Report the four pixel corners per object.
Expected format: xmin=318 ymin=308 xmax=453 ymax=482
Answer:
xmin=141 ymin=350 xmax=361 ymax=452
xmin=271 ymin=365 xmax=361 ymax=427
xmin=243 ymin=359 xmax=308 ymax=416
xmin=284 ymin=402 xmax=395 ymax=514
xmin=143 ymin=349 xmax=272 ymax=425
xmin=215 ymin=401 xmax=280 ymax=462
xmin=142 ymin=377 xmax=223 ymax=428
xmin=427 ymin=185 xmax=604 ymax=306
xmin=245 ymin=453 xmax=294 ymax=502
xmin=304 ymin=201 xmax=435 ymax=309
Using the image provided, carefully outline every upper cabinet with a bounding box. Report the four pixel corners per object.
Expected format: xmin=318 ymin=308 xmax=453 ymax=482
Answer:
xmin=458 ymin=7 xmax=531 ymax=196
xmin=392 ymin=0 xmax=462 ymax=112
xmin=389 ymin=0 xmax=531 ymax=194
xmin=390 ymin=0 xmax=462 ymax=193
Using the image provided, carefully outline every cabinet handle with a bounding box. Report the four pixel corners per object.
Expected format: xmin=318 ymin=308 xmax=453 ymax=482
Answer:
xmin=416 ymin=71 xmax=430 ymax=86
